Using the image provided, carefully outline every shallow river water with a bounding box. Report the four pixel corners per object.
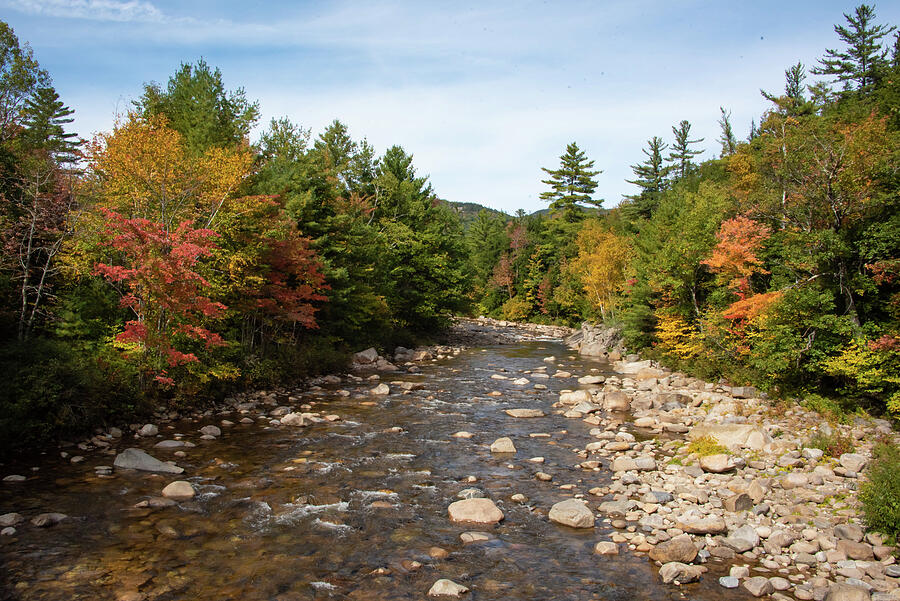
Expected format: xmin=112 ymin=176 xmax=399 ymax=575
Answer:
xmin=0 ymin=339 xmax=755 ymax=600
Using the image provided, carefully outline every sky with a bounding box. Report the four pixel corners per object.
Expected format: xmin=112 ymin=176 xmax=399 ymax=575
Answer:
xmin=3 ymin=0 xmax=899 ymax=214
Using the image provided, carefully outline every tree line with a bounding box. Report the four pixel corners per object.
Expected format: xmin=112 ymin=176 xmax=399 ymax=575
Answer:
xmin=465 ymin=3 xmax=900 ymax=419
xmin=0 ymin=37 xmax=469 ymax=450
xmin=1 ymin=4 xmax=898 ymax=451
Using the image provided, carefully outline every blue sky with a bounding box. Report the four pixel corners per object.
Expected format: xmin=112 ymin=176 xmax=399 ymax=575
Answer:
xmin=3 ymin=0 xmax=899 ymax=213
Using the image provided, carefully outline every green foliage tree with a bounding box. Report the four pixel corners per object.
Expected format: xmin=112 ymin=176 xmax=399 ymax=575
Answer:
xmin=539 ymin=142 xmax=601 ymax=222
xmin=813 ymin=3 xmax=896 ymax=95
xmin=0 ymin=21 xmax=49 ymax=144
xmin=135 ymin=58 xmax=260 ymax=153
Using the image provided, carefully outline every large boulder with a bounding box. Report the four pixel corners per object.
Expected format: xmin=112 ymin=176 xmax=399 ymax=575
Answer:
xmin=649 ymin=535 xmax=698 ymax=563
xmin=353 ymin=348 xmax=379 ymax=364
xmin=823 ymin=583 xmax=872 ymax=601
xmin=114 ymin=448 xmax=184 ymax=474
xmin=548 ymin=499 xmax=595 ymax=528
xmin=448 ymin=498 xmax=504 ymax=524
xmin=688 ymin=423 xmax=771 ymax=450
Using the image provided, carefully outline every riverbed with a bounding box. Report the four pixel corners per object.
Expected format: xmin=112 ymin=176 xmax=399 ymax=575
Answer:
xmin=0 ymin=338 xmax=754 ymax=600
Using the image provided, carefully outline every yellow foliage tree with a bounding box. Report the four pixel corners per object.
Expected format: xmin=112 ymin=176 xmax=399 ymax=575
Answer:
xmin=571 ymin=220 xmax=633 ymax=319
xmin=83 ymin=112 xmax=253 ymax=230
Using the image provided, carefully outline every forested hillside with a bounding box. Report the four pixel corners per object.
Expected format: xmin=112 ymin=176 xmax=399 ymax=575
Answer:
xmin=1 ymin=4 xmax=899 ymax=452
xmin=466 ymin=4 xmax=900 ymax=419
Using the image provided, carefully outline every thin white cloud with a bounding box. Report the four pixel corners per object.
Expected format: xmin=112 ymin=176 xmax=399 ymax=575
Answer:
xmin=7 ymin=0 xmax=166 ymax=22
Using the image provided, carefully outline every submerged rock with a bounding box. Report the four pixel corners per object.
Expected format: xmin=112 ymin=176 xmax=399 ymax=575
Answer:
xmin=114 ymin=448 xmax=184 ymax=474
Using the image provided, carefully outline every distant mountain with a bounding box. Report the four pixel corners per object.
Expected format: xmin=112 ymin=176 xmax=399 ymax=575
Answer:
xmin=441 ymin=199 xmax=605 ymax=228
xmin=440 ymin=200 xmax=509 ymax=228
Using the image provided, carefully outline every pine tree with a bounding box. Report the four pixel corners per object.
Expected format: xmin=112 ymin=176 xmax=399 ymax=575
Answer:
xmin=762 ymin=63 xmax=818 ymax=116
xmin=21 ymin=86 xmax=79 ymax=163
xmin=717 ymin=108 xmax=737 ymax=157
xmin=625 ymin=136 xmax=669 ymax=219
xmin=667 ymin=120 xmax=704 ymax=180
xmin=812 ymin=3 xmax=896 ymax=95
xmin=539 ymin=142 xmax=601 ymax=222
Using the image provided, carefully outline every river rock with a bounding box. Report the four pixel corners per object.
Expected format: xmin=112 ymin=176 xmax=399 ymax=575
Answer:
xmin=699 ymin=454 xmax=733 ymax=473
xmin=720 ymin=577 xmax=740 ymax=589
xmin=161 ymin=480 xmax=196 ymax=500
xmin=602 ymin=391 xmax=630 ymax=411
xmin=354 ymin=348 xmax=379 ymax=364
xmin=490 ymin=437 xmax=516 ymax=453
xmin=31 ymin=512 xmax=67 ymax=527
xmin=138 ymin=424 xmax=158 ymax=437
xmin=447 ymin=498 xmax=504 ymax=524
xmin=199 ymin=425 xmax=221 ymax=437
xmin=2 ymin=475 xmax=25 ymax=482
xmin=578 ymin=376 xmax=605 ymax=385
xmin=724 ymin=524 xmax=760 ymax=552
xmin=835 ymin=523 xmax=864 ymax=542
xmin=594 ymin=541 xmax=619 ymax=555
xmin=649 ymin=534 xmax=698 ymax=563
xmin=781 ymin=472 xmax=809 ymax=489
xmin=154 ymin=440 xmax=185 ymax=449
xmin=676 ymin=514 xmax=726 ymax=535
xmin=504 ymin=408 xmax=545 ymax=418
xmin=0 ymin=513 xmax=24 ymax=527
xmin=280 ymin=413 xmax=309 ymax=426
xmin=548 ymin=499 xmax=595 ymax=528
xmin=743 ymin=576 xmax=774 ymax=597
xmin=559 ymin=390 xmax=592 ymax=405
xmin=723 ymin=493 xmax=753 ymax=512
xmin=839 ymin=453 xmax=868 ymax=473
xmin=688 ymin=423 xmax=770 ymax=450
xmin=114 ymin=448 xmax=184 ymax=474
xmin=658 ymin=562 xmax=703 ymax=584
xmin=428 ymin=579 xmax=469 ymax=597
xmin=824 ymin=584 xmax=871 ymax=601
xmin=370 ymin=383 xmax=390 ymax=395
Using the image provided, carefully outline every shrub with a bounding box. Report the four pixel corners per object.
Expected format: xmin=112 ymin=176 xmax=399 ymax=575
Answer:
xmin=805 ymin=431 xmax=856 ymax=457
xmin=687 ymin=436 xmax=729 ymax=456
xmin=499 ymin=295 xmax=532 ymax=322
xmin=860 ymin=443 xmax=900 ymax=539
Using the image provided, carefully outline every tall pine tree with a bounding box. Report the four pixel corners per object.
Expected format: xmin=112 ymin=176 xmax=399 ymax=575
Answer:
xmin=539 ymin=142 xmax=601 ymax=222
xmin=21 ymin=86 xmax=79 ymax=163
xmin=667 ymin=120 xmax=703 ymax=180
xmin=717 ymin=108 xmax=737 ymax=157
xmin=812 ymin=3 xmax=896 ymax=95
xmin=625 ymin=136 xmax=668 ymax=219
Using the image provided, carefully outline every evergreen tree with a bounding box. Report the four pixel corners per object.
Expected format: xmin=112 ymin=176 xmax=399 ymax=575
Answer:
xmin=0 ymin=21 xmax=50 ymax=143
xmin=135 ymin=58 xmax=259 ymax=153
xmin=539 ymin=142 xmax=601 ymax=222
xmin=812 ymin=3 xmax=896 ymax=95
xmin=21 ymin=86 xmax=79 ymax=163
xmin=717 ymin=107 xmax=737 ymax=157
xmin=762 ymin=62 xmax=818 ymax=116
xmin=625 ymin=136 xmax=668 ymax=219
xmin=667 ymin=120 xmax=704 ymax=180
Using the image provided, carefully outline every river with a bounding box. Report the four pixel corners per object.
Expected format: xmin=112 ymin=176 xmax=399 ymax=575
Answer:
xmin=0 ymin=337 xmax=754 ymax=600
